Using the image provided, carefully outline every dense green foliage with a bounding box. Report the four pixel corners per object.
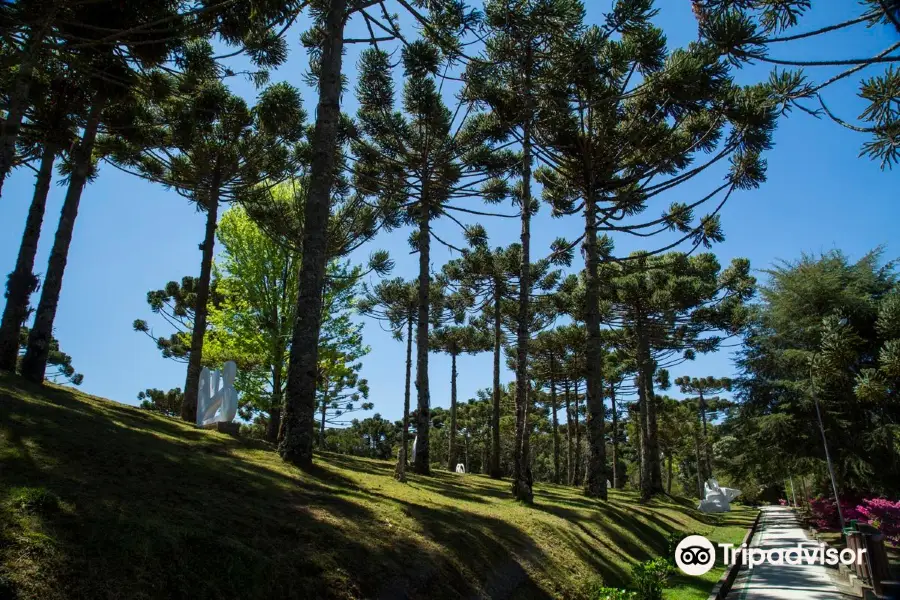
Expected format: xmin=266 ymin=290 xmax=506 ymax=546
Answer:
xmin=724 ymin=250 xmax=900 ymax=495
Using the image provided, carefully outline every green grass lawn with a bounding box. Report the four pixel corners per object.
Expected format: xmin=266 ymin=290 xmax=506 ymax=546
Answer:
xmin=0 ymin=373 xmax=756 ymax=599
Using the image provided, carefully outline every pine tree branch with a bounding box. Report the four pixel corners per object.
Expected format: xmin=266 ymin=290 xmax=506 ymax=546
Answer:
xmin=764 ymin=13 xmax=876 ymax=43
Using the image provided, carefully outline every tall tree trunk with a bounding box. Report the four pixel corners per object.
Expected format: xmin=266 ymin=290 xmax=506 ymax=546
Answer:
xmin=0 ymin=143 xmax=57 ymax=371
xmin=279 ymin=0 xmax=346 ymax=469
xmin=463 ymin=434 xmax=469 ymax=473
xmin=637 ymin=372 xmax=650 ymax=498
xmin=447 ymin=350 xmax=458 ymax=471
xmin=699 ymin=391 xmax=712 ymax=480
xmin=181 ymin=181 xmax=221 ymax=423
xmin=550 ymin=355 xmax=560 ymax=484
xmin=695 ymin=423 xmax=704 ymax=498
xmin=636 ymin=322 xmax=662 ymax=499
xmin=583 ymin=193 xmax=607 ymax=500
xmin=667 ymin=453 xmax=673 ymax=494
xmin=574 ymin=379 xmax=582 ymax=486
xmin=21 ymin=94 xmax=106 ymax=382
xmin=522 ymin=382 xmax=532 ymax=469
xmin=267 ymin=407 xmax=281 ymax=444
xmin=610 ymin=382 xmax=618 ymax=489
xmin=564 ymin=379 xmax=573 ymax=485
xmin=396 ymin=314 xmax=413 ymax=481
xmin=512 ymin=107 xmax=533 ymax=503
xmin=644 ymin=358 xmax=662 ymax=492
xmin=319 ymin=390 xmax=328 ymax=448
xmin=271 ymin=345 xmax=285 ymax=444
xmin=413 ymin=183 xmax=432 ymax=475
xmin=489 ymin=286 xmax=502 ymax=479
xmin=0 ymin=28 xmax=50 ymax=197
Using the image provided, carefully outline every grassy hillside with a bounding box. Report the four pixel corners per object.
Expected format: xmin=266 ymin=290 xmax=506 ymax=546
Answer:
xmin=0 ymin=374 xmax=754 ymax=600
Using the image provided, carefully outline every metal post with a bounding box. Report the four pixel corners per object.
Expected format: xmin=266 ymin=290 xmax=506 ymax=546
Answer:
xmin=813 ymin=389 xmax=845 ymax=530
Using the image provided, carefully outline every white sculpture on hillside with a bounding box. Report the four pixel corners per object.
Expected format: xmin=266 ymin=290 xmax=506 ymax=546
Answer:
xmin=456 ymin=463 xmax=466 ymax=474
xmin=411 ymin=435 xmax=418 ymax=463
xmin=197 ymin=361 xmax=238 ymax=427
xmin=698 ymin=477 xmax=741 ymax=513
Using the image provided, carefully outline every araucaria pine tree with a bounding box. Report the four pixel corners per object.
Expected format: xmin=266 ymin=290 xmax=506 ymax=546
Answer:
xmin=538 ymin=0 xmax=776 ymax=499
xmin=443 ymin=243 xmax=519 ymax=479
xmin=465 ymin=0 xmax=583 ymax=503
xmin=601 ymin=252 xmax=754 ymax=499
xmin=430 ymin=325 xmax=492 ymax=471
xmin=108 ymin=51 xmax=306 ymax=422
xmin=0 ymin=70 xmax=85 ymax=372
xmin=352 ymin=40 xmax=502 ymax=475
xmin=358 ymin=278 xmax=419 ymax=481
xmin=674 ymin=375 xmax=733 ymax=485
xmin=693 ymin=0 xmax=900 ymax=168
xmin=277 ymin=0 xmax=477 ymax=471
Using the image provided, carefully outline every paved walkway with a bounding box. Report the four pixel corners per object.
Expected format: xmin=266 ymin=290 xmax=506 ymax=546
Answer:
xmin=726 ymin=506 xmax=853 ymax=599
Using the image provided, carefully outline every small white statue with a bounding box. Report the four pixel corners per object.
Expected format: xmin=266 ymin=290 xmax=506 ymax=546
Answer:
xmin=698 ymin=477 xmax=741 ymax=513
xmin=411 ymin=435 xmax=418 ymax=463
xmin=607 ymin=479 xmax=612 ymax=489
xmin=197 ymin=361 xmax=238 ymax=427
xmin=456 ymin=463 xmax=466 ymax=474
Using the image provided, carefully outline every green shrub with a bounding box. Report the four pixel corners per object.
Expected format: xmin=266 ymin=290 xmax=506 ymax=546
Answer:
xmin=666 ymin=531 xmax=688 ymax=565
xmin=631 ymin=558 xmax=672 ymax=600
xmin=591 ymin=587 xmax=637 ymax=600
xmin=10 ymin=487 xmax=60 ymax=515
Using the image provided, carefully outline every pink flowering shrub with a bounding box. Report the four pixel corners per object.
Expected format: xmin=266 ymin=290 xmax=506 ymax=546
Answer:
xmin=778 ymin=499 xmax=788 ymax=506
xmin=856 ymin=498 xmax=900 ymax=547
xmin=808 ymin=495 xmax=900 ymax=547
xmin=808 ymin=495 xmax=864 ymax=530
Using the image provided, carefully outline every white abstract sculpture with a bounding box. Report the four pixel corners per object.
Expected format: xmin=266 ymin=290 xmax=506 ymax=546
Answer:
xmin=196 ymin=361 xmax=238 ymax=427
xmin=411 ymin=435 xmax=418 ymax=463
xmin=607 ymin=480 xmax=612 ymax=489
xmin=456 ymin=463 xmax=466 ymax=474
xmin=698 ymin=477 xmax=741 ymax=513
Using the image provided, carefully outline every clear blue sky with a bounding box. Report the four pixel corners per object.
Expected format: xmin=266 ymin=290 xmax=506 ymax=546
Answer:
xmin=1 ymin=2 xmax=896 ymax=422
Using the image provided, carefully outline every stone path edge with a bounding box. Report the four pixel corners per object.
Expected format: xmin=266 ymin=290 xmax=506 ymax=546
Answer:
xmin=707 ymin=508 xmax=764 ymax=600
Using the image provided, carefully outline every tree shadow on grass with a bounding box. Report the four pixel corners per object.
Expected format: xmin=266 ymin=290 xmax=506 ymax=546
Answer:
xmin=370 ymin=493 xmax=554 ymax=599
xmin=407 ymin=472 xmax=512 ymax=505
xmin=0 ymin=375 xmax=556 ymax=600
xmin=318 ymin=450 xmax=395 ymax=477
xmin=534 ymin=500 xmax=667 ymax=565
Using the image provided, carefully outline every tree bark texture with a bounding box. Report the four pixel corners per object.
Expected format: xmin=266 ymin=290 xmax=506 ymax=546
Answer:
xmin=181 ymin=183 xmax=221 ymax=423
xmin=583 ymin=193 xmax=607 ymax=500
xmin=550 ymin=355 xmax=560 ymax=484
xmin=21 ymin=94 xmax=105 ymax=382
xmin=610 ymin=382 xmax=618 ymax=489
xmin=0 ymin=143 xmax=57 ymax=371
xmin=489 ymin=286 xmax=502 ymax=479
xmin=564 ymin=380 xmax=573 ymax=485
xmin=0 ymin=29 xmax=48 ymax=198
xmin=512 ymin=120 xmax=533 ymax=502
xmin=447 ymin=351 xmax=458 ymax=471
xmin=396 ymin=314 xmax=413 ymax=481
xmin=279 ymin=0 xmax=346 ymax=469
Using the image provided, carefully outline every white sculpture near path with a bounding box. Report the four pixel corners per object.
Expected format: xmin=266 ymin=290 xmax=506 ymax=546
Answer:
xmin=456 ymin=463 xmax=466 ymax=474
xmin=698 ymin=477 xmax=741 ymax=513
xmin=196 ymin=361 xmax=238 ymax=427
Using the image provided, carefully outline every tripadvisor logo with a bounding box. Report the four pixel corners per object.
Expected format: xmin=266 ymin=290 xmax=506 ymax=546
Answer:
xmin=674 ymin=535 xmax=867 ymax=576
xmin=675 ymin=535 xmax=716 ymax=576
